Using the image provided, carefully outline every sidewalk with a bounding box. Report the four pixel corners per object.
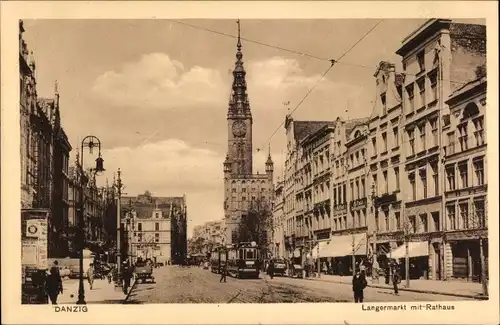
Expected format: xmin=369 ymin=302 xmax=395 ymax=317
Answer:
xmin=58 ymin=278 xmax=133 ymax=304
xmin=306 ymin=274 xmax=488 ymax=300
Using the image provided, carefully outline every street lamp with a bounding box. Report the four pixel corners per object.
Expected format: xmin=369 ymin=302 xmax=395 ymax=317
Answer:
xmin=77 ymin=136 xmax=105 ymax=305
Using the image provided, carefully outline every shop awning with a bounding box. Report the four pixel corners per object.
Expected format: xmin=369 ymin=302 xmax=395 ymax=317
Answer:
xmin=390 ymin=241 xmax=429 ymax=259
xmin=311 ymin=241 xmax=330 ymax=258
xmin=312 ymin=233 xmax=367 ymax=258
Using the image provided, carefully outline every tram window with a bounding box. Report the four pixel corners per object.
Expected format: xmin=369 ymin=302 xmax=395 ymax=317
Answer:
xmin=239 ymin=249 xmax=243 ymax=259
xmin=246 ymin=249 xmax=255 ymax=260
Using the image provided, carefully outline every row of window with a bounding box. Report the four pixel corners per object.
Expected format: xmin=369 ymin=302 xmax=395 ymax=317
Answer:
xmin=136 ymin=222 xmax=165 ymax=231
xmin=446 ymin=198 xmax=486 ymax=230
xmin=408 ymin=162 xmax=439 ymax=201
xmin=447 ymin=116 xmax=485 ymax=155
xmin=446 ymin=157 xmax=485 ymax=191
xmin=231 ymin=187 xmax=267 ymax=193
xmin=135 ymin=232 xmax=162 ymax=243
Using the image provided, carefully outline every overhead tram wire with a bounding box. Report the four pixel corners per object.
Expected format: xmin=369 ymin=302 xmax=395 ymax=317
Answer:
xmin=258 ymin=19 xmax=385 ymax=150
xmin=167 ymin=19 xmax=329 ymax=62
xmin=169 ymin=19 xmax=472 ymax=88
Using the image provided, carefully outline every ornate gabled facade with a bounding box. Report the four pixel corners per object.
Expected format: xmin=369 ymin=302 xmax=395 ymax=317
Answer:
xmin=223 ymin=20 xmax=274 ymax=244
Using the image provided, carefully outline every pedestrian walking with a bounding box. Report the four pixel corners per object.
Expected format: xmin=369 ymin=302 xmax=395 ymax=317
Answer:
xmin=45 ymin=261 xmax=63 ymax=305
xmin=219 ymin=263 xmax=227 ymax=283
xmin=352 ymin=267 xmax=367 ymax=303
xmin=384 ymin=263 xmax=391 ymax=285
xmin=87 ymin=263 xmax=95 ymax=290
xmin=392 ymin=264 xmax=401 ymax=295
xmin=122 ymin=261 xmax=132 ymax=294
xmin=268 ymin=259 xmax=275 ymax=279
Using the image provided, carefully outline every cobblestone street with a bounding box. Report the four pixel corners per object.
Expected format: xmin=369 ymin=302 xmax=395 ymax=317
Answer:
xmin=126 ymin=266 xmax=474 ymax=303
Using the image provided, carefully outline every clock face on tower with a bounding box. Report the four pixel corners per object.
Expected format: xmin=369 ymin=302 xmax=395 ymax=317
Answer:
xmin=232 ymin=120 xmax=247 ymax=137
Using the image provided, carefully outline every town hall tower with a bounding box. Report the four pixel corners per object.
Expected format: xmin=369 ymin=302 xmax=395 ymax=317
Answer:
xmin=223 ymin=20 xmax=274 ymax=244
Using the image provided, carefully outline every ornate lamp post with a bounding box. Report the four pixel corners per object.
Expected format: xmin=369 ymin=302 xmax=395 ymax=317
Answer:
xmin=76 ymin=136 xmax=105 ymax=305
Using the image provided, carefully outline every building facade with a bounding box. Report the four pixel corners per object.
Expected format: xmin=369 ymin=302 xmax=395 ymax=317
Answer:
xmin=272 ymin=180 xmax=285 ymax=258
xmin=223 ymin=21 xmax=274 ymax=245
xmin=282 ymin=117 xmax=334 ymax=262
xmin=367 ymin=61 xmax=406 ymax=273
xmin=443 ymin=76 xmax=487 ymax=281
xmin=273 ymin=19 xmax=487 ymax=282
xmin=397 ymin=19 xmax=486 ymax=281
xmin=122 ymin=193 xmax=187 ymax=265
xmin=20 ymin=20 xmax=74 ymax=259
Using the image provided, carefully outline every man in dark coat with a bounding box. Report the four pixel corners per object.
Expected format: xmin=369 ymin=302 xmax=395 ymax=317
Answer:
xmin=122 ymin=262 xmax=132 ymax=294
xmin=268 ymin=259 xmax=275 ymax=279
xmin=219 ymin=263 xmax=227 ymax=283
xmin=352 ymin=268 xmax=367 ymax=303
xmin=46 ymin=261 xmax=63 ymax=305
xmin=392 ymin=264 xmax=400 ymax=295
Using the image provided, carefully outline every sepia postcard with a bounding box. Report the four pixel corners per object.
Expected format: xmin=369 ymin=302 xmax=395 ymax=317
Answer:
xmin=1 ymin=1 xmax=499 ymax=325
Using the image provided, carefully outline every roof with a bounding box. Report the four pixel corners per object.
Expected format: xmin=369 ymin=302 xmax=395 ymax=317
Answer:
xmin=397 ymin=19 xmax=452 ymax=56
xmin=293 ymin=121 xmax=335 ymax=143
xmin=445 ymin=76 xmax=486 ymax=106
xmin=344 ymin=117 xmax=370 ymax=139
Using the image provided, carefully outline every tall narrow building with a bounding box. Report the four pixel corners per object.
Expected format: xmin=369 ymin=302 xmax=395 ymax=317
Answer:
xmin=223 ymin=20 xmax=274 ymax=245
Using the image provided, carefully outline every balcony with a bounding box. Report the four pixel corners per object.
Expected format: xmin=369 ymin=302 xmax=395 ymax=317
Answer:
xmin=313 ymin=199 xmax=331 ymax=213
xmin=349 ymin=197 xmax=367 ymax=210
xmin=333 ymin=202 xmax=347 ymax=213
xmin=374 ymin=193 xmax=397 ymax=207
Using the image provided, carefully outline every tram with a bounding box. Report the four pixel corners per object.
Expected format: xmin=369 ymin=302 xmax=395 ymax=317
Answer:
xmin=210 ymin=246 xmax=227 ymax=274
xmin=227 ymin=241 xmax=260 ymax=279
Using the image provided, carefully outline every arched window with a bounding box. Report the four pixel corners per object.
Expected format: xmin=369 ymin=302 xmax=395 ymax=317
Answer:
xmin=463 ymin=102 xmax=479 ymax=119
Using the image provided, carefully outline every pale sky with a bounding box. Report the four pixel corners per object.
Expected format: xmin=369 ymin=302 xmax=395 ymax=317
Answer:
xmin=21 ymin=19 xmax=482 ymax=236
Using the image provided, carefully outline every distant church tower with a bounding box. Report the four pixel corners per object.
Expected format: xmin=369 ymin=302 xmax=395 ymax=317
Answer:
xmin=223 ymin=20 xmax=274 ymax=245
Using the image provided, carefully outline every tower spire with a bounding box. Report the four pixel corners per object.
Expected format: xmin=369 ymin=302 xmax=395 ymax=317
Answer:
xmin=237 ymin=18 xmax=241 ymax=51
xmin=227 ymin=18 xmax=251 ymax=119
